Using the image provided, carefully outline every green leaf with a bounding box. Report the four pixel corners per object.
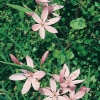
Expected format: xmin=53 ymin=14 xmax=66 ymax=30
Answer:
xmin=7 ymin=4 xmax=32 ymax=13
xmin=95 ymin=2 xmax=100 ymax=8
xmin=92 ymin=14 xmax=100 ymax=23
xmin=66 ymin=50 xmax=74 ymax=60
xmin=70 ymin=18 xmax=87 ymax=30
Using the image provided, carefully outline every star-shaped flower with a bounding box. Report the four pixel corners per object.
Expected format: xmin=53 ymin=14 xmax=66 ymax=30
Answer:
xmin=9 ymin=55 xmax=45 ymax=94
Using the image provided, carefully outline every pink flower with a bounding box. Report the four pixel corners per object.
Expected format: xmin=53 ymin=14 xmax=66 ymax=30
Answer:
xmin=39 ymin=78 xmax=69 ymax=100
xmin=63 ymin=87 xmax=90 ymax=100
xmin=53 ymin=64 xmax=85 ymax=88
xmin=40 ymin=51 xmax=49 ymax=64
xmin=31 ymin=7 xmax=61 ymax=39
xmin=9 ymin=55 xmax=45 ymax=94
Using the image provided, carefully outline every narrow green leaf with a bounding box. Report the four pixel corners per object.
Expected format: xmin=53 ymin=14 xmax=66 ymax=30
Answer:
xmin=7 ymin=4 xmax=32 ymax=12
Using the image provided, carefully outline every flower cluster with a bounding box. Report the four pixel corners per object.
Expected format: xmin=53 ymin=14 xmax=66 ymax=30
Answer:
xmin=7 ymin=0 xmax=90 ymax=99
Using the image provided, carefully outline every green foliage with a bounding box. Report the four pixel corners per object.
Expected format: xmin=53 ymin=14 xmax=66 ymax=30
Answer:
xmin=0 ymin=0 xmax=100 ymax=100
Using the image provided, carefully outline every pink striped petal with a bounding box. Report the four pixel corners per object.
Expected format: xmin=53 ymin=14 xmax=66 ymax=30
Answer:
xmin=34 ymin=71 xmax=46 ymax=78
xmin=31 ymin=78 xmax=40 ymax=90
xmin=10 ymin=54 xmax=20 ymax=64
xmin=39 ymin=27 xmax=45 ymax=39
xmin=52 ymin=74 xmax=60 ymax=82
xmin=72 ymin=79 xmax=85 ymax=84
xmin=22 ymin=79 xmax=31 ymax=94
xmin=32 ymin=24 xmax=41 ymax=31
xmin=63 ymin=64 xmax=69 ymax=78
xmin=79 ymin=86 xmax=90 ymax=93
xmin=46 ymin=17 xmax=61 ymax=25
xmin=9 ymin=73 xmax=26 ymax=80
xmin=74 ymin=91 xmax=85 ymax=99
xmin=41 ymin=7 xmax=48 ymax=22
xmin=44 ymin=25 xmax=58 ymax=33
xmin=39 ymin=88 xmax=52 ymax=96
xmin=52 ymin=12 xmax=59 ymax=17
xmin=40 ymin=51 xmax=49 ymax=64
xmin=50 ymin=78 xmax=56 ymax=92
xmin=26 ymin=55 xmax=34 ymax=68
xmin=70 ymin=69 xmax=80 ymax=80
xmin=32 ymin=12 xmax=41 ymax=23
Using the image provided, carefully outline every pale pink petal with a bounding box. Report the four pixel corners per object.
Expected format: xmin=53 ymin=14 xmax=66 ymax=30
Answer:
xmin=69 ymin=82 xmax=76 ymax=88
xmin=32 ymin=24 xmax=41 ymax=31
xmin=70 ymin=69 xmax=80 ymax=80
xmin=44 ymin=97 xmax=52 ymax=100
xmin=26 ymin=55 xmax=34 ymax=68
xmin=79 ymin=86 xmax=90 ymax=93
xmin=10 ymin=54 xmax=20 ymax=64
xmin=44 ymin=25 xmax=58 ymax=33
xmin=58 ymin=96 xmax=67 ymax=100
xmin=74 ymin=91 xmax=85 ymax=99
xmin=39 ymin=27 xmax=45 ymax=39
xmin=62 ymin=88 xmax=70 ymax=94
xmin=32 ymin=12 xmax=41 ymax=23
xmin=46 ymin=17 xmax=61 ymax=25
xmin=52 ymin=5 xmax=64 ymax=11
xmin=63 ymin=64 xmax=69 ymax=78
xmin=50 ymin=78 xmax=56 ymax=92
xmin=39 ymin=88 xmax=52 ymax=96
xmin=36 ymin=0 xmax=52 ymax=3
xmin=40 ymin=51 xmax=49 ymax=64
xmin=60 ymin=68 xmax=65 ymax=82
xmin=60 ymin=83 xmax=67 ymax=88
xmin=9 ymin=73 xmax=26 ymax=80
xmin=34 ymin=71 xmax=46 ymax=78
xmin=20 ymin=69 xmax=28 ymax=74
xmin=52 ymin=12 xmax=59 ymax=17
xmin=72 ymin=79 xmax=85 ymax=84
xmin=41 ymin=7 xmax=48 ymax=22
xmin=31 ymin=78 xmax=40 ymax=90
xmin=22 ymin=79 xmax=31 ymax=94
xmin=52 ymin=74 xmax=60 ymax=82
xmin=26 ymin=12 xmax=34 ymax=16
xmin=63 ymin=95 xmax=70 ymax=100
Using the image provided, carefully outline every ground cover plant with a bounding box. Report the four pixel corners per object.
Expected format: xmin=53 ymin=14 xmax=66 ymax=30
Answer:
xmin=0 ymin=0 xmax=100 ymax=100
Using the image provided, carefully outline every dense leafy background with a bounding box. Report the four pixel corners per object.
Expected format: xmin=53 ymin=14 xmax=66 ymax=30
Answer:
xmin=0 ymin=0 xmax=100 ymax=100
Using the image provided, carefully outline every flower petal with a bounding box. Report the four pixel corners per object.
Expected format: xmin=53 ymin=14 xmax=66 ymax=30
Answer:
xmin=22 ymin=79 xmax=31 ymax=94
xmin=74 ymin=91 xmax=85 ymax=99
xmin=26 ymin=55 xmax=34 ymax=68
xmin=52 ymin=74 xmax=60 ymax=82
xmin=52 ymin=5 xmax=64 ymax=11
xmin=60 ymin=68 xmax=66 ymax=83
xmin=63 ymin=64 xmax=69 ymax=78
xmin=39 ymin=27 xmax=45 ymax=39
xmin=43 ymin=97 xmax=52 ymax=100
xmin=31 ymin=78 xmax=40 ymax=90
xmin=32 ymin=24 xmax=41 ymax=31
xmin=72 ymin=79 xmax=85 ymax=84
xmin=46 ymin=17 xmax=61 ymax=25
xmin=52 ymin=12 xmax=59 ymax=17
xmin=32 ymin=12 xmax=41 ymax=23
xmin=50 ymin=78 xmax=56 ymax=92
xmin=34 ymin=71 xmax=46 ymax=78
xmin=60 ymin=83 xmax=67 ymax=88
xmin=9 ymin=73 xmax=26 ymax=80
xmin=58 ymin=96 xmax=67 ymax=100
xmin=40 ymin=51 xmax=49 ymax=64
xmin=70 ymin=69 xmax=80 ymax=80
xmin=79 ymin=86 xmax=90 ymax=93
xmin=41 ymin=7 xmax=48 ymax=22
xmin=63 ymin=95 xmax=70 ymax=100
xmin=10 ymin=54 xmax=20 ymax=64
xmin=39 ymin=88 xmax=52 ymax=96
xmin=44 ymin=25 xmax=58 ymax=33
